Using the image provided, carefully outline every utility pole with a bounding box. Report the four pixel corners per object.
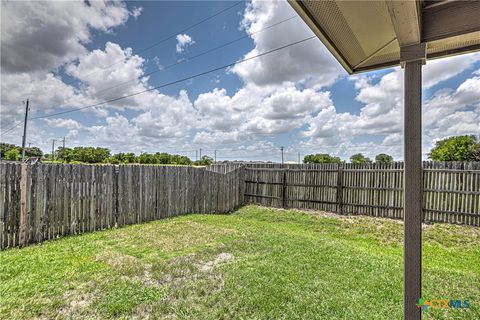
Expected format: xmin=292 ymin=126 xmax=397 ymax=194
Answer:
xmin=298 ymin=152 xmax=301 ymax=164
xmin=195 ymin=150 xmax=198 ymax=161
xmin=21 ymin=99 xmax=29 ymax=162
xmin=51 ymin=139 xmax=56 ymax=161
xmin=61 ymin=137 xmax=66 ymax=163
xmin=214 ymin=150 xmax=217 ymax=163
xmin=199 ymin=148 xmax=202 ymax=160
xmin=28 ymin=142 xmax=32 ymax=148
xmin=280 ymin=146 xmax=284 ymax=165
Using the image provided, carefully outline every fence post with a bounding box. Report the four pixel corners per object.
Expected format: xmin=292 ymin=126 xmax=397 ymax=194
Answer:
xmin=239 ymin=166 xmax=246 ymax=206
xmin=282 ymin=169 xmax=287 ymax=208
xmin=113 ymin=165 xmax=119 ymax=227
xmin=19 ymin=163 xmax=28 ymax=246
xmin=336 ymin=164 xmax=343 ymax=214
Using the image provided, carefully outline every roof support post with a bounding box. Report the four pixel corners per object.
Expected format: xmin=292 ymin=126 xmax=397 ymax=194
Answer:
xmin=403 ymin=54 xmax=423 ymax=320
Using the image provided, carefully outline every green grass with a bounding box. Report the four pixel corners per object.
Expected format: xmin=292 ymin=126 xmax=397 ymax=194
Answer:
xmin=1 ymin=205 xmax=478 ymax=319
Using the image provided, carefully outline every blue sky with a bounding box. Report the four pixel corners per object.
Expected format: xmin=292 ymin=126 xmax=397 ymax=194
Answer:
xmin=1 ymin=0 xmax=479 ymax=162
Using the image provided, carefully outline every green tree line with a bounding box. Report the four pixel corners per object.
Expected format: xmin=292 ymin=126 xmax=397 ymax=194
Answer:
xmin=54 ymin=147 xmax=212 ymax=165
xmin=303 ymin=135 xmax=480 ymax=164
xmin=0 ymin=143 xmax=43 ymax=161
xmin=303 ymin=152 xmax=393 ymax=164
xmin=3 ymin=135 xmax=478 ymax=164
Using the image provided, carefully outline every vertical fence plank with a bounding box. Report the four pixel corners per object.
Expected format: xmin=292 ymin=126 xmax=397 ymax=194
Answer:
xmin=18 ymin=164 xmax=28 ymax=246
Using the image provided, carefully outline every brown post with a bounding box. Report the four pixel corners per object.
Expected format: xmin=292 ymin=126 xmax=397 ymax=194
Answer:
xmin=19 ymin=164 xmax=28 ymax=246
xmin=282 ymin=169 xmax=287 ymax=208
xmin=403 ymin=59 xmax=423 ymax=320
xmin=336 ymin=164 xmax=343 ymax=214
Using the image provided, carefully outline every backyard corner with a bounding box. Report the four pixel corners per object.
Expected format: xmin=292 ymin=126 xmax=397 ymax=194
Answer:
xmin=1 ymin=205 xmax=478 ymax=320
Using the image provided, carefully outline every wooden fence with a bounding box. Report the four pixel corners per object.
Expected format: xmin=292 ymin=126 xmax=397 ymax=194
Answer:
xmin=0 ymin=163 xmax=245 ymax=249
xmin=2 ymin=161 xmax=479 ymax=249
xmin=236 ymin=162 xmax=480 ymax=226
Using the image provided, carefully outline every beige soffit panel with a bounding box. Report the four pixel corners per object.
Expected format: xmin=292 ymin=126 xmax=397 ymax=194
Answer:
xmin=289 ymin=0 xmax=480 ymax=74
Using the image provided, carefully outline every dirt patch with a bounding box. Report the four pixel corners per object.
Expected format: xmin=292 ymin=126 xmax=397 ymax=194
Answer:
xmin=95 ymin=251 xmax=144 ymax=277
xmin=199 ymin=253 xmax=234 ymax=272
xmin=129 ymin=306 xmax=153 ymax=320
xmin=138 ymin=252 xmax=234 ymax=288
xmin=58 ymin=291 xmax=95 ymax=317
xmin=124 ymin=254 xmax=200 ymax=288
xmin=95 ymin=251 xmax=140 ymax=269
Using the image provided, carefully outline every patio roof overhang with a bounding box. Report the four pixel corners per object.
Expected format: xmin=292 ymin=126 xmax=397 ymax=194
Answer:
xmin=288 ymin=1 xmax=480 ymax=319
xmin=288 ymin=0 xmax=480 ymax=74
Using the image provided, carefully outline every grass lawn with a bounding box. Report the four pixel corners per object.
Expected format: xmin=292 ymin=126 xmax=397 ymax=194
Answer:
xmin=1 ymin=205 xmax=478 ymax=319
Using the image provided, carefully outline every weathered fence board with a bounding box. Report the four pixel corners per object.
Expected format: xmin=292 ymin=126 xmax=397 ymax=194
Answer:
xmin=225 ymin=162 xmax=480 ymax=226
xmin=0 ymin=164 xmax=244 ymax=249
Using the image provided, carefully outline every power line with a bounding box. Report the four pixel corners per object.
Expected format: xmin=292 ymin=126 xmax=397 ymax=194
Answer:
xmin=63 ymin=1 xmax=244 ymax=87
xmin=1 ymin=121 xmax=23 ymax=136
xmin=24 ymin=36 xmax=316 ymax=122
xmin=92 ymin=15 xmax=298 ymax=97
xmin=0 ymin=18 xmax=303 ymax=138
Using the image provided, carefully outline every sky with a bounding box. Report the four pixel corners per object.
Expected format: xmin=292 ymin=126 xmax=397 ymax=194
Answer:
xmin=1 ymin=0 xmax=479 ymax=163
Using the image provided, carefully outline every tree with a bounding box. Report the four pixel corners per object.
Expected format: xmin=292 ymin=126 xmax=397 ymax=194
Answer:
xmin=155 ymin=152 xmax=172 ymax=164
xmin=124 ymin=152 xmax=136 ymax=163
xmin=428 ymin=135 xmax=480 ymax=161
xmin=109 ymin=151 xmax=192 ymax=165
xmin=303 ymin=153 xmax=342 ymax=164
xmin=195 ymin=155 xmax=213 ymax=166
xmin=350 ymin=153 xmax=371 ymax=163
xmin=68 ymin=147 xmax=111 ymax=163
xmin=4 ymin=148 xmax=20 ymax=161
xmin=25 ymin=147 xmax=43 ymax=157
xmin=375 ymin=153 xmax=393 ymax=163
xmin=171 ymin=154 xmax=192 ymax=165
xmin=57 ymin=147 xmax=74 ymax=162
xmin=136 ymin=152 xmax=157 ymax=164
xmin=1 ymin=143 xmax=43 ymax=159
xmin=108 ymin=157 xmax=121 ymax=165
xmin=109 ymin=152 xmax=137 ymax=164
xmin=109 ymin=153 xmax=124 ymax=164
xmin=0 ymin=143 xmax=17 ymax=158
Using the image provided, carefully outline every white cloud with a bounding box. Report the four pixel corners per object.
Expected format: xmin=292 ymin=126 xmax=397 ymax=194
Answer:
xmin=66 ymin=42 xmax=151 ymax=109
xmin=0 ymin=72 xmax=90 ymax=130
xmin=77 ymin=90 xmax=197 ymax=152
xmin=1 ymin=0 xmax=134 ymax=74
xmin=44 ymin=118 xmax=82 ymax=130
xmin=131 ymin=6 xmax=143 ymax=19
xmin=382 ymin=133 xmax=402 ymax=146
xmin=194 ymin=83 xmax=332 ymax=141
xmin=175 ymin=34 xmax=195 ymax=53
xmin=66 ymin=129 xmax=79 ymax=140
xmin=87 ymin=114 xmax=140 ymax=149
xmin=303 ymin=67 xmax=480 ymax=160
xmin=423 ymin=52 xmax=480 ymax=89
xmin=0 ymin=1 xmax=141 ymax=141
xmin=0 ymin=41 xmax=153 ymax=132
xmin=230 ymin=0 xmax=344 ymax=88
xmin=132 ymin=90 xmax=195 ymax=139
xmin=423 ymin=74 xmax=480 ymax=149
xmin=193 ymin=131 xmax=241 ymax=145
xmin=424 ymin=75 xmax=480 ymax=127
